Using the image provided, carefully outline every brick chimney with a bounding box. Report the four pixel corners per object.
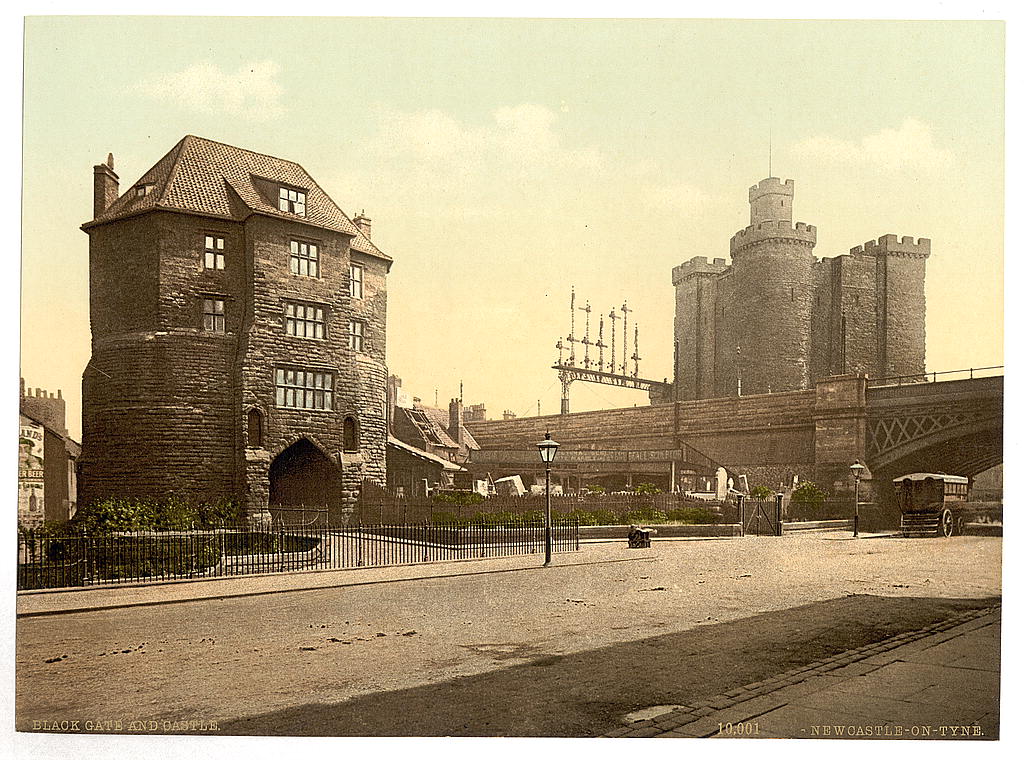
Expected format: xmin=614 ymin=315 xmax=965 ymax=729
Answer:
xmin=353 ymin=210 xmax=372 ymax=239
xmin=93 ymin=153 xmax=119 ymax=218
xmin=448 ymin=398 xmax=464 ymax=446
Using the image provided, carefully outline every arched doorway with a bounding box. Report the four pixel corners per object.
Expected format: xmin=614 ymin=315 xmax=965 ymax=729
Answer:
xmin=269 ymin=438 xmax=341 ymax=508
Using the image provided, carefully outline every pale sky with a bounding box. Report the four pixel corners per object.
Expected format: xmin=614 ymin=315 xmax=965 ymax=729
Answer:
xmin=19 ymin=17 xmax=1005 ymax=440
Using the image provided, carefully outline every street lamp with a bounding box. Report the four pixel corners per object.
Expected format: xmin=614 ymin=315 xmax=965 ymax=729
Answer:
xmin=537 ymin=431 xmax=560 ymax=566
xmin=850 ymin=460 xmax=865 ymax=538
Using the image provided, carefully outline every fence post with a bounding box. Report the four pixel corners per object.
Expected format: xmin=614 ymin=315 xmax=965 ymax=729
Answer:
xmin=736 ymin=494 xmax=745 ymax=536
xmin=775 ymin=493 xmax=784 ymax=536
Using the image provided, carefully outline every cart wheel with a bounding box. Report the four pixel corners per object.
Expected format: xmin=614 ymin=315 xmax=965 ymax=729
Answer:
xmin=939 ymin=508 xmax=954 ymax=538
xmin=955 ymin=514 xmax=965 ymax=536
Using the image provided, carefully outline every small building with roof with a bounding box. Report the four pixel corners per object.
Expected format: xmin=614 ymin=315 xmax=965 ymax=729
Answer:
xmin=79 ymin=136 xmax=392 ymax=521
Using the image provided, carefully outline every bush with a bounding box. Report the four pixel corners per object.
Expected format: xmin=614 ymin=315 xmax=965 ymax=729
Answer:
xmin=665 ymin=507 xmax=718 ymax=524
xmin=789 ymin=481 xmax=830 ymax=521
xmin=622 ymin=507 xmax=668 ymax=524
xmin=71 ymin=496 xmax=241 ymax=534
xmin=432 ymin=491 xmax=485 ymax=507
xmin=589 ymin=509 xmax=619 ymax=525
xmin=584 ymin=484 xmax=606 ymax=494
xmin=567 ymin=509 xmax=601 ymax=526
xmin=750 ymin=485 xmax=775 ymax=500
xmin=634 ymin=483 xmax=662 ymax=495
xmin=791 ymin=481 xmax=828 ymax=509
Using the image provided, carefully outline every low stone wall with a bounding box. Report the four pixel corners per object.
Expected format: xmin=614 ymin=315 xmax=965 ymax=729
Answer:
xmin=580 ymin=524 xmax=741 ymax=541
xmin=782 ymin=519 xmax=854 ymax=533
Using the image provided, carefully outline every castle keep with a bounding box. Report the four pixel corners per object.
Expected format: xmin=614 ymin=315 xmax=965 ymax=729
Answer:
xmin=79 ymin=136 xmax=392 ymax=518
xmin=672 ymin=178 xmax=929 ymax=400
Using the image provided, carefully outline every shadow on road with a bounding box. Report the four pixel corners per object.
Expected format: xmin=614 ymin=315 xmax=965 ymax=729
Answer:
xmin=217 ymin=593 xmax=999 ymax=737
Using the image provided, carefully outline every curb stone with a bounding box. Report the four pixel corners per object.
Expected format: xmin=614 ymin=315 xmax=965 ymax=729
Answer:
xmin=604 ymin=604 xmax=1000 ymax=738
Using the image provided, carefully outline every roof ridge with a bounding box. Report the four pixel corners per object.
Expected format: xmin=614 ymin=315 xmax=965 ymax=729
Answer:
xmin=155 ymin=135 xmax=191 ymax=209
xmin=183 ymin=133 xmax=306 ymax=171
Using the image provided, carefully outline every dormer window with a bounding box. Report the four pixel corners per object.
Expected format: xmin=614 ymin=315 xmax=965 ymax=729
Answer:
xmin=279 ymin=187 xmax=306 ymax=216
xmin=134 ymin=183 xmax=154 ymax=198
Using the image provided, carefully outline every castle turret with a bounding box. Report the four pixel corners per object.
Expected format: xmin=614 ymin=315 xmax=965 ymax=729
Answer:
xmin=724 ymin=178 xmax=817 ymax=396
xmin=748 ymin=177 xmax=794 ymax=225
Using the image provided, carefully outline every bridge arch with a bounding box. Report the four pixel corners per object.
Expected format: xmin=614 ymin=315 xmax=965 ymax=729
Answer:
xmin=867 ymin=417 xmax=1002 ymax=480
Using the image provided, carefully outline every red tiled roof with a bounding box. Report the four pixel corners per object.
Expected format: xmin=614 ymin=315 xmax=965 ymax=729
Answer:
xmin=86 ymin=135 xmax=390 ymax=262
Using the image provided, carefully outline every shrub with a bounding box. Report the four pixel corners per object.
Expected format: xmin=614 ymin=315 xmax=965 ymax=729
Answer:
xmin=634 ymin=483 xmax=662 ymax=495
xmin=791 ymin=481 xmax=828 ymax=509
xmin=622 ymin=507 xmax=668 ymax=524
xmin=665 ymin=507 xmax=718 ymax=524
xmin=567 ymin=509 xmax=600 ymax=526
xmin=432 ymin=491 xmax=485 ymax=507
xmin=789 ymin=481 xmax=830 ymax=521
xmin=585 ymin=484 xmax=606 ymax=494
xmin=750 ymin=485 xmax=775 ymax=500
xmin=71 ymin=496 xmax=242 ymax=533
xmin=578 ymin=509 xmax=617 ymax=525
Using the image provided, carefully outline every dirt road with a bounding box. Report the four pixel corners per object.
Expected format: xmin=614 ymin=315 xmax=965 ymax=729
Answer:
xmin=16 ymin=534 xmax=1001 ymax=736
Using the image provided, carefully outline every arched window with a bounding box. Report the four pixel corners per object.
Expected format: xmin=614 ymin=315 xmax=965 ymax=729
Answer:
xmin=247 ymin=407 xmax=264 ymax=448
xmin=343 ymin=416 xmax=359 ymax=452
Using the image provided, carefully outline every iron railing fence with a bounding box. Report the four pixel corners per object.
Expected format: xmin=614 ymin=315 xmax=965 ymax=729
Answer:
xmin=865 ymin=365 xmax=1003 ymax=388
xmin=16 ymin=518 xmax=580 ymax=591
xmin=354 ymin=488 xmax=727 ymax=526
xmin=785 ymin=497 xmax=860 ymax=523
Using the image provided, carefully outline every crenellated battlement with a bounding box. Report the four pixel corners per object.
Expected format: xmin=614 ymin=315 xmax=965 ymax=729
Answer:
xmin=730 ymin=219 xmax=817 ymax=255
xmin=672 ymin=255 xmax=728 ymax=285
xmin=849 ymin=234 xmax=931 ymax=258
xmin=748 ymin=177 xmax=794 ymax=202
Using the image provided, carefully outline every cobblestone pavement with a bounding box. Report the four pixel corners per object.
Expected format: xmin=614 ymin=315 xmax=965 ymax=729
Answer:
xmin=604 ymin=606 xmax=1000 ymax=739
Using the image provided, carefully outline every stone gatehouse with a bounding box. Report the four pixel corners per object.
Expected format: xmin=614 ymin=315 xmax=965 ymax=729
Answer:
xmin=79 ymin=136 xmax=392 ymax=518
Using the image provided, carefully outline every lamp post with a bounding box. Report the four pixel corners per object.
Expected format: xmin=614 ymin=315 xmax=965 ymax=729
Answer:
xmin=537 ymin=431 xmax=560 ymax=566
xmin=850 ymin=461 xmax=865 ymax=538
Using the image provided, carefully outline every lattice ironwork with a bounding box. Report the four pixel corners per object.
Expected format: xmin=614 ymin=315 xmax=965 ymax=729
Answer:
xmin=868 ymin=410 xmax=980 ymax=458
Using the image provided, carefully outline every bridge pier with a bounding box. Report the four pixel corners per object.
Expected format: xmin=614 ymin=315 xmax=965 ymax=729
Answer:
xmin=811 ymin=373 xmax=871 ymax=498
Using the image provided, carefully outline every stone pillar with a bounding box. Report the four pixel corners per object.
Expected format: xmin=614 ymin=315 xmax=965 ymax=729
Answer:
xmin=812 ymin=374 xmax=869 ymax=495
xmin=244 ymin=448 xmax=272 ymax=518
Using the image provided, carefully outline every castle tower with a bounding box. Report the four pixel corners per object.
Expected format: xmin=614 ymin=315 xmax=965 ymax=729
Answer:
xmin=724 ymin=178 xmax=817 ymax=396
xmin=672 ymin=256 xmax=728 ymax=400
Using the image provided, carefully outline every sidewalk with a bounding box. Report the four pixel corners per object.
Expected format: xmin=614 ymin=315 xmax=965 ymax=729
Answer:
xmin=15 ymin=547 xmax=653 ymax=618
xmin=605 ymin=606 xmax=1000 ymax=739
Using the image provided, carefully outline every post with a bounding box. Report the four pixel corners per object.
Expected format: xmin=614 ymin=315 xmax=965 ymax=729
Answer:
xmin=737 ymin=494 xmax=745 ymax=536
xmin=775 ymin=493 xmax=784 ymax=537
xmin=544 ymin=463 xmax=553 ymax=566
xmin=853 ymin=475 xmax=861 ymax=537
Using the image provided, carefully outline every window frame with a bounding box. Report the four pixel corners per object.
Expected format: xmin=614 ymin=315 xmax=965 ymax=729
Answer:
xmin=204 ymin=234 xmax=226 ymax=270
xmin=348 ymin=319 xmax=365 ymax=352
xmin=278 ymin=186 xmax=307 ymax=216
xmin=350 ymin=262 xmax=364 ymax=299
xmin=284 ymin=300 xmax=327 ymax=340
xmin=289 ymin=239 xmax=320 ymax=278
xmin=274 ymin=367 xmax=335 ymax=411
xmin=202 ymin=296 xmax=226 ymax=333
